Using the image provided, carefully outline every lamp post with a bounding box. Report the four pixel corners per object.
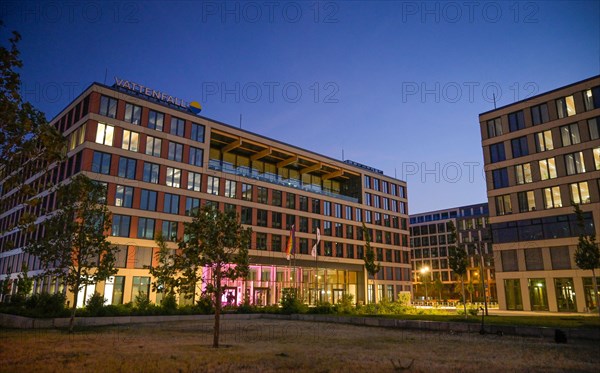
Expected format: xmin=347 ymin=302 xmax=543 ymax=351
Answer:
xmin=420 ymin=266 xmax=430 ymax=302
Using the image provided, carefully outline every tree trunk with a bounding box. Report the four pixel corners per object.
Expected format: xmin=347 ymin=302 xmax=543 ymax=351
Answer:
xmin=69 ymin=286 xmax=78 ymax=333
xmin=592 ymin=269 xmax=600 ymax=318
xmin=213 ymin=269 xmax=221 ymax=348
xmin=461 ymin=279 xmax=467 ymax=319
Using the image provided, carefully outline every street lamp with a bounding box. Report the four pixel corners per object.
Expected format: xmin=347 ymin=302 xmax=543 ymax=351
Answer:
xmin=420 ymin=266 xmax=430 ymax=302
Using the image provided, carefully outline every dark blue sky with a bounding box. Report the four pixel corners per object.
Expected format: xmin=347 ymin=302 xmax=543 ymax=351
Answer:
xmin=3 ymin=1 xmax=599 ymax=213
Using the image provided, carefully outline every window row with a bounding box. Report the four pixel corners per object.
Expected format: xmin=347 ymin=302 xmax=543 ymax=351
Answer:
xmin=364 ymin=175 xmax=406 ymax=198
xmin=485 ymin=86 xmax=600 ymax=138
xmin=99 ymin=95 xmax=205 ymax=142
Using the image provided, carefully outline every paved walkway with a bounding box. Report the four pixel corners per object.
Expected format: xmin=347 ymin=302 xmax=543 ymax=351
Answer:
xmin=486 ymin=309 xmax=598 ymax=317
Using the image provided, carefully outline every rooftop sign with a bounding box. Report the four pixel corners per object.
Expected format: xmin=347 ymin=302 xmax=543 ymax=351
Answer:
xmin=343 ymin=159 xmax=384 ymax=175
xmin=113 ymin=77 xmax=202 ymax=114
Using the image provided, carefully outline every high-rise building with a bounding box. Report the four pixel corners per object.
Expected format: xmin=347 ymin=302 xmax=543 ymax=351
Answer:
xmin=479 ymin=75 xmax=600 ymax=312
xmin=409 ymin=203 xmax=495 ymax=303
xmin=0 ymin=79 xmax=411 ymax=307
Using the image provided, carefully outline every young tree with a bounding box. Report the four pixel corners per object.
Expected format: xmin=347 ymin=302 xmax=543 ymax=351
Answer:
xmin=25 ymin=175 xmax=117 ymax=332
xmin=178 ymin=205 xmax=251 ymax=348
xmin=362 ymin=222 xmax=380 ymax=303
xmin=0 ymin=24 xmax=65 ymax=234
xmin=447 ymin=221 xmax=468 ymax=318
xmin=147 ymin=233 xmax=179 ymax=306
xmin=433 ymin=276 xmax=444 ymax=302
xmin=573 ymin=205 xmax=600 ymax=317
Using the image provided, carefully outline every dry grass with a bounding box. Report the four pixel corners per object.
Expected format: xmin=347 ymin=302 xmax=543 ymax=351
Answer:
xmin=1 ymin=319 xmax=598 ymax=373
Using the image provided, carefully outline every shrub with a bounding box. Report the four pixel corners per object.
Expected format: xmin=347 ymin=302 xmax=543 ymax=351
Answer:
xmin=24 ymin=293 xmax=67 ymax=318
xmin=134 ymin=292 xmax=151 ymax=311
xmin=160 ymin=293 xmax=178 ymax=314
xmin=196 ymin=294 xmax=214 ymax=314
xmin=335 ymin=294 xmax=355 ymax=315
xmin=85 ymin=292 xmax=106 ymax=316
xmin=280 ymin=288 xmax=307 ymax=314
xmin=309 ymin=302 xmax=334 ymax=314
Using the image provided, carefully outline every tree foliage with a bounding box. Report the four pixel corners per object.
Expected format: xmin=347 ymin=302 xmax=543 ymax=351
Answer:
xmin=177 ymin=205 xmax=251 ymax=347
xmin=147 ymin=232 xmax=179 ymax=305
xmin=0 ymin=23 xmax=65 ymax=234
xmin=573 ymin=204 xmax=600 ymax=316
xmin=447 ymin=221 xmax=468 ymax=317
xmin=25 ymin=175 xmax=117 ymax=332
xmin=362 ymin=222 xmax=380 ymax=277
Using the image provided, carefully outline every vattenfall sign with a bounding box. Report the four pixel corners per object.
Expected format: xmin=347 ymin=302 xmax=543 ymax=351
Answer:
xmin=113 ymin=77 xmax=202 ymax=114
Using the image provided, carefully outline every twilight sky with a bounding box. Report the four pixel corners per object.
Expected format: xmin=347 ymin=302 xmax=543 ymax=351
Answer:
xmin=2 ymin=1 xmax=599 ymax=213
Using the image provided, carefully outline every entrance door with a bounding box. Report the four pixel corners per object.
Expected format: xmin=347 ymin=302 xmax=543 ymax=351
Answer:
xmin=333 ymin=289 xmax=344 ymax=304
xmin=254 ymin=288 xmax=269 ymax=306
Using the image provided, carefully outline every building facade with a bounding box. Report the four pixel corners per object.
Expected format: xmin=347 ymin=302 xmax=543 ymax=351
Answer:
xmin=409 ymin=203 xmax=496 ymax=303
xmin=0 ymin=80 xmax=411 ymax=307
xmin=479 ymin=75 xmax=600 ymax=312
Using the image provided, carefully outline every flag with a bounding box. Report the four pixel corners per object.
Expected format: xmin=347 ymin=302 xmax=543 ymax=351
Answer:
xmin=311 ymin=227 xmax=321 ymax=258
xmin=286 ymin=225 xmax=295 ymax=260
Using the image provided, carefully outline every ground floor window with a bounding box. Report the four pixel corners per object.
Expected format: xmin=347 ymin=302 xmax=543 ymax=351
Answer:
xmin=132 ymin=276 xmax=150 ymax=302
xmin=368 ymin=284 xmax=374 ymax=304
xmin=555 ymin=278 xmax=577 ymax=312
xmin=504 ymin=279 xmax=523 ymax=310
xmin=583 ymin=277 xmax=598 ymax=312
xmin=377 ymin=284 xmax=384 ymax=303
xmin=386 ymin=285 xmax=394 ymax=301
xmin=527 ymin=278 xmax=548 ymax=311
xmin=112 ymin=276 xmax=125 ymax=305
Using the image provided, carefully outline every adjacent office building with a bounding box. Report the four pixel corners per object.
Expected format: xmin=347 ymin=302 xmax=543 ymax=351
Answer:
xmin=0 ymin=79 xmax=411 ymax=307
xmin=479 ymin=75 xmax=600 ymax=312
xmin=409 ymin=203 xmax=496 ymax=302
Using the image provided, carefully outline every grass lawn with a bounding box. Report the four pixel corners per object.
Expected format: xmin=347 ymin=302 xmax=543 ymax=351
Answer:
xmin=1 ymin=319 xmax=598 ymax=372
xmin=373 ymin=313 xmax=600 ymax=329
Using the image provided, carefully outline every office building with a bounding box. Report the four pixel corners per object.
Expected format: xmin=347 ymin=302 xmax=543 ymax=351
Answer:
xmin=0 ymin=78 xmax=411 ymax=307
xmin=409 ymin=203 xmax=495 ymax=302
xmin=479 ymin=75 xmax=600 ymax=312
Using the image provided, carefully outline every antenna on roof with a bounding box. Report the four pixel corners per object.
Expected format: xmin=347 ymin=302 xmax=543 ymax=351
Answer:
xmin=103 ymin=68 xmax=108 ymax=85
xmin=342 ymin=148 xmax=345 ymax=161
xmin=395 ymin=168 xmax=397 ymax=179
xmin=493 ymin=93 xmax=497 ymax=109
xmin=239 ymin=114 xmax=242 ymax=129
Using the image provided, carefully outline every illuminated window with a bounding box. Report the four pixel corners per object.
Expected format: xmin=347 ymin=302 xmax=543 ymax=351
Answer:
xmin=535 ymin=130 xmax=553 ymax=152
xmin=583 ymin=86 xmax=600 ymax=111
xmin=594 ymin=147 xmax=600 ymax=170
xmin=543 ymin=186 xmax=562 ymax=209
xmin=121 ymin=130 xmax=139 ymax=152
xmin=570 ymin=182 xmax=590 ymax=205
xmin=515 ymin=164 xmax=532 ymax=185
xmin=495 ymin=195 xmax=512 ymax=216
xmin=539 ymin=158 xmax=557 ymax=180
xmin=95 ymin=123 xmax=114 ymax=146
xmin=556 ymin=95 xmax=576 ymax=118
xmin=517 ymin=191 xmax=536 ymax=212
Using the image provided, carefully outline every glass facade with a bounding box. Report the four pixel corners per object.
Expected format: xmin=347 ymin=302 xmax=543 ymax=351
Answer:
xmin=504 ymin=279 xmax=523 ymax=310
